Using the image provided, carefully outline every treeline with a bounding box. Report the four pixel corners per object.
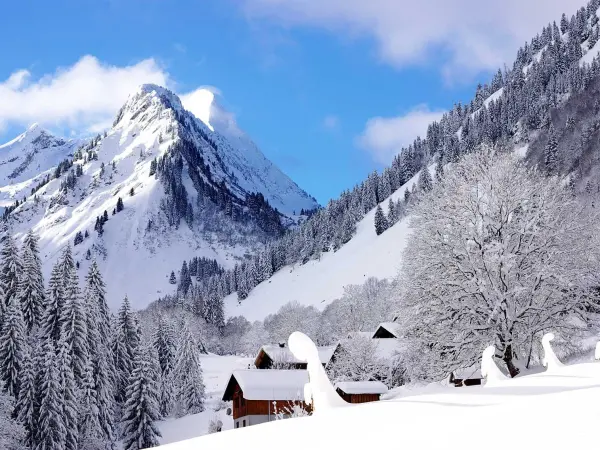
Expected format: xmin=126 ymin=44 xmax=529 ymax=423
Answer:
xmin=0 ymin=232 xmax=209 ymax=450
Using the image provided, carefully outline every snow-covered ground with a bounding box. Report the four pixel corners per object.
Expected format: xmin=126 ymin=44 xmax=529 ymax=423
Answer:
xmin=159 ymin=348 xmax=600 ymax=449
xmin=157 ymin=354 xmax=252 ymax=445
xmin=224 ymin=169 xmax=426 ymax=321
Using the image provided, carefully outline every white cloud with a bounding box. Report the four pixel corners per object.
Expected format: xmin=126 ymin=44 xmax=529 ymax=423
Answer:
xmin=241 ymin=0 xmax=579 ymax=77
xmin=358 ymin=104 xmax=445 ymax=164
xmin=322 ymin=114 xmax=340 ymax=130
xmin=0 ymin=55 xmax=170 ymax=133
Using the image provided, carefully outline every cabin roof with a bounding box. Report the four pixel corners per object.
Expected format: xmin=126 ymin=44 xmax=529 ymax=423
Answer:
xmin=373 ymin=322 xmax=403 ymax=339
xmin=255 ymin=344 xmax=337 ymax=367
xmin=335 ymin=381 xmax=388 ymax=395
xmin=451 ymin=364 xmax=483 ymax=380
xmin=223 ymin=370 xmax=309 ymax=401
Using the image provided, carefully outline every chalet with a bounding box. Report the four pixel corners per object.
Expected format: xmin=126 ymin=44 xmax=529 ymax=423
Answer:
xmin=254 ymin=343 xmax=338 ymax=369
xmin=222 ymin=370 xmax=310 ymax=428
xmin=335 ymin=381 xmax=388 ymax=404
xmin=449 ymin=365 xmax=484 ymax=387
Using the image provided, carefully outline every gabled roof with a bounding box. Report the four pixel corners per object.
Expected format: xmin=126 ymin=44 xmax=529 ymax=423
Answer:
xmin=373 ymin=322 xmax=403 ymax=339
xmin=254 ymin=344 xmax=337 ymax=368
xmin=335 ymin=381 xmax=388 ymax=395
xmin=222 ymin=370 xmax=309 ymax=401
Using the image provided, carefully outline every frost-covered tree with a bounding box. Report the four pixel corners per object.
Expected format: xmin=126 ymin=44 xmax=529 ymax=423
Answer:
xmin=264 ymin=301 xmax=321 ymax=345
xmin=0 ymin=235 xmax=22 ymax=329
xmin=417 ymin=167 xmax=433 ymax=193
xmin=545 ymin=124 xmax=559 ymax=175
xmin=177 ymin=261 xmax=191 ymax=296
xmin=18 ymin=230 xmax=45 ymax=333
xmin=153 ymin=316 xmax=176 ymax=417
xmin=374 ymin=204 xmax=389 ymax=236
xmin=114 ymin=297 xmax=139 ymax=404
xmin=36 ymin=341 xmax=66 ymax=450
xmin=121 ymin=345 xmax=161 ymax=450
xmin=78 ymin=360 xmax=104 ymax=450
xmin=399 ymin=152 xmax=600 ymax=379
xmin=15 ymin=346 xmax=36 ymax=449
xmin=170 ymin=323 xmax=205 ymax=417
xmin=0 ymin=379 xmax=25 ymax=450
xmin=327 ymin=337 xmax=389 ymax=385
xmin=0 ymin=295 xmax=26 ymax=398
xmin=57 ymin=336 xmax=79 ymax=450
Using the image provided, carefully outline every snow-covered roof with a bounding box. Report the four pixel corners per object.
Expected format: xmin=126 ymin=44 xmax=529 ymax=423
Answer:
xmin=335 ymin=381 xmax=388 ymax=395
xmin=451 ymin=364 xmax=482 ymax=380
xmin=373 ymin=322 xmax=402 ymax=338
xmin=373 ymin=339 xmax=403 ymax=360
xmin=256 ymin=344 xmax=336 ymax=366
xmin=223 ymin=370 xmax=308 ymax=401
xmin=347 ymin=331 xmax=374 ymax=339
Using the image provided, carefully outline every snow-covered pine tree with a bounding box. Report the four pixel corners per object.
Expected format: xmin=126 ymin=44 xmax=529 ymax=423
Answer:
xmin=121 ymin=345 xmax=161 ymax=450
xmin=169 ymin=271 xmax=176 ymax=285
xmin=59 ymin=261 xmax=89 ymax=387
xmin=78 ymin=360 xmax=104 ymax=450
xmin=18 ymin=230 xmax=45 ymax=333
xmin=0 ymin=378 xmax=25 ymax=450
xmin=15 ymin=345 xmax=36 ymax=449
xmin=41 ymin=261 xmax=64 ymax=344
xmin=114 ymin=297 xmax=139 ymax=405
xmin=170 ymin=322 xmax=206 ymax=417
xmin=0 ymin=235 xmax=22 ymax=329
xmin=417 ymin=167 xmax=433 ymax=193
xmin=177 ymin=261 xmax=191 ymax=296
xmin=153 ymin=316 xmax=175 ymax=417
xmin=545 ymin=124 xmax=559 ymax=175
xmin=112 ymin=322 xmax=130 ymax=406
xmin=0 ymin=295 xmax=26 ymax=398
xmin=374 ymin=204 xmax=389 ymax=236
xmin=36 ymin=340 xmax=66 ymax=450
xmin=387 ymin=198 xmax=397 ymax=225
xmin=57 ymin=336 xmax=79 ymax=450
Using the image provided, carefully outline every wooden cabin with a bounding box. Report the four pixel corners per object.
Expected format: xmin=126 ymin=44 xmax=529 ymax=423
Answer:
xmin=335 ymin=381 xmax=388 ymax=404
xmin=254 ymin=343 xmax=337 ymax=369
xmin=222 ymin=370 xmax=311 ymax=428
xmin=449 ymin=365 xmax=484 ymax=387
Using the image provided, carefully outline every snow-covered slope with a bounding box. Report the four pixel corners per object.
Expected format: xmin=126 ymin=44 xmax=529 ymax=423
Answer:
xmin=1 ymin=84 xmax=318 ymax=309
xmin=0 ymin=124 xmax=81 ymax=208
xmin=225 ymin=170 xmax=424 ymax=321
xmin=160 ymin=356 xmax=600 ymax=449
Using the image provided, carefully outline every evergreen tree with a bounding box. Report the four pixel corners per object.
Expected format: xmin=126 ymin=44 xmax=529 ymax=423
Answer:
xmin=15 ymin=346 xmax=36 ymax=448
xmin=0 ymin=295 xmax=26 ymax=398
xmin=0 ymin=378 xmax=24 ymax=450
xmin=121 ymin=346 xmax=161 ymax=450
xmin=171 ymin=323 xmax=205 ymax=417
xmin=153 ymin=316 xmax=175 ymax=417
xmin=374 ymin=204 xmax=389 ymax=236
xmin=387 ymin=198 xmax=397 ymax=225
xmin=57 ymin=336 xmax=79 ymax=450
xmin=435 ymin=157 xmax=445 ymax=182
xmin=545 ymin=124 xmax=559 ymax=175
xmin=78 ymin=360 xmax=105 ymax=450
xmin=59 ymin=261 xmax=89 ymax=386
xmin=115 ymin=297 xmax=139 ymax=404
xmin=418 ymin=167 xmax=433 ymax=193
xmin=177 ymin=261 xmax=192 ymax=296
xmin=0 ymin=235 xmax=22 ymax=329
xmin=129 ymin=187 xmax=135 ymax=196
xmin=41 ymin=261 xmax=64 ymax=344
xmin=116 ymin=197 xmax=124 ymax=213
xmin=169 ymin=271 xmax=176 ymax=285
xmin=36 ymin=341 xmax=66 ymax=450
xmin=19 ymin=230 xmax=45 ymax=333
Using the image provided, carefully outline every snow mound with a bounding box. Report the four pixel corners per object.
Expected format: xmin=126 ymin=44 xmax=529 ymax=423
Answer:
xmin=542 ymin=333 xmax=564 ymax=371
xmin=481 ymin=346 xmax=508 ymax=387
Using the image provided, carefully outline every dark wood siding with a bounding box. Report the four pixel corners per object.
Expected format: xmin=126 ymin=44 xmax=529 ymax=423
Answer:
xmin=336 ymin=390 xmax=380 ymax=404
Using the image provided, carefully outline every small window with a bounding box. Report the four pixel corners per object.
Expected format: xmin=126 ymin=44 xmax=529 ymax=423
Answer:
xmin=235 ymin=422 xmax=239 ymax=429
xmin=242 ymin=420 xmax=246 ymax=427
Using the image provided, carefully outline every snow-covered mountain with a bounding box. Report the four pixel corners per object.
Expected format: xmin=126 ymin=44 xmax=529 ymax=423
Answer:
xmin=1 ymin=84 xmax=318 ymax=309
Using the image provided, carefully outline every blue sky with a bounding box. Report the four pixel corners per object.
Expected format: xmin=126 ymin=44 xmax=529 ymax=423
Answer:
xmin=0 ymin=0 xmax=579 ymax=203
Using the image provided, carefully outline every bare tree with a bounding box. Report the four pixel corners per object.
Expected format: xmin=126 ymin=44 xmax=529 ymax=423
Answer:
xmin=399 ymin=152 xmax=600 ymax=380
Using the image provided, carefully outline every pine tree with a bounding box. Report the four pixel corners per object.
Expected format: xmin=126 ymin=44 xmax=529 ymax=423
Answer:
xmin=130 ymin=187 xmax=135 ymax=196
xmin=78 ymin=360 xmax=104 ymax=450
xmin=435 ymin=157 xmax=445 ymax=182
xmin=418 ymin=167 xmax=433 ymax=193
xmin=0 ymin=235 xmax=22 ymax=329
xmin=387 ymin=198 xmax=397 ymax=225
xmin=15 ymin=346 xmax=36 ymax=448
xmin=374 ymin=204 xmax=389 ymax=236
xmin=116 ymin=197 xmax=124 ymax=213
xmin=0 ymin=378 xmax=25 ymax=450
xmin=41 ymin=261 xmax=64 ymax=344
xmin=0 ymin=295 xmax=26 ymax=398
xmin=115 ymin=297 xmax=139 ymax=404
xmin=121 ymin=346 xmax=161 ymax=450
xmin=57 ymin=336 xmax=79 ymax=450
xmin=36 ymin=340 xmax=66 ymax=450
xmin=19 ymin=230 xmax=45 ymax=333
xmin=59 ymin=262 xmax=89 ymax=386
xmin=153 ymin=316 xmax=175 ymax=417
xmin=177 ymin=261 xmax=192 ymax=296
xmin=171 ymin=323 xmax=205 ymax=417
xmin=169 ymin=271 xmax=176 ymax=285
xmin=545 ymin=124 xmax=559 ymax=175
